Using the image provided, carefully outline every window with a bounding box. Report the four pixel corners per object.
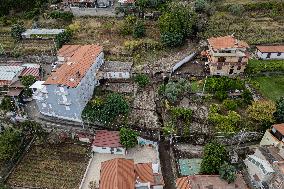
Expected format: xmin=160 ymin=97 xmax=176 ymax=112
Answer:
xmin=102 ymin=147 xmax=106 ymax=149
xmin=217 ymin=65 xmax=222 ymax=70
xmin=266 ymin=53 xmax=271 ymax=58
xmin=119 ymin=73 xmax=122 ymax=78
xmin=277 ymin=52 xmax=282 ymax=56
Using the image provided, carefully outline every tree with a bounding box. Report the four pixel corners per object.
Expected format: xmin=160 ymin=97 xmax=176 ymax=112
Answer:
xmin=133 ymin=20 xmax=146 ymax=38
xmin=0 ymin=96 xmax=15 ymax=112
xmin=134 ymin=74 xmax=150 ymax=87
xmin=200 ymin=141 xmax=228 ymax=174
xmin=20 ymin=75 xmax=37 ymax=98
xmin=0 ymin=128 xmax=22 ymax=161
xmin=55 ymin=30 xmax=72 ymax=49
xmin=11 ymin=23 xmax=26 ymax=41
xmin=219 ymin=162 xmax=237 ymax=183
xmin=194 ymin=0 xmax=209 ymax=12
xmin=119 ymin=127 xmax=138 ymax=148
xmin=274 ymin=97 xmax=284 ymax=123
xmin=160 ymin=32 xmax=184 ymax=47
xmin=160 ymin=78 xmax=191 ymax=103
xmin=19 ymin=121 xmax=45 ymax=139
xmin=247 ymin=100 xmax=276 ymax=128
xmin=242 ymin=89 xmax=253 ymax=105
xmin=228 ymin=4 xmax=245 ymax=16
xmin=209 ymin=111 xmax=241 ymax=134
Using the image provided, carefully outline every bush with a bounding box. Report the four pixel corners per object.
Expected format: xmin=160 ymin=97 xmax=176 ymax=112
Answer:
xmin=134 ymin=74 xmax=150 ymax=87
xmin=195 ymin=0 xmax=209 ymax=12
xmin=228 ymin=4 xmax=245 ymax=16
xmin=133 ymin=20 xmax=146 ymax=38
xmin=161 ymin=32 xmax=184 ymax=47
xmin=170 ymin=106 xmax=192 ymax=123
xmin=55 ymin=30 xmax=72 ymax=49
xmin=24 ymin=8 xmax=40 ymax=19
xmin=209 ymin=111 xmax=241 ymax=134
xmin=0 ymin=97 xmax=15 ymax=112
xmin=11 ymin=23 xmax=26 ymax=41
xmin=274 ymin=97 xmax=284 ymax=123
xmin=118 ymin=15 xmax=137 ymax=36
xmin=119 ymin=127 xmax=138 ymax=148
xmin=223 ymin=99 xmax=238 ymax=111
xmin=0 ymin=128 xmax=22 ymax=161
xmin=219 ymin=162 xmax=237 ymax=183
xmin=49 ymin=11 xmax=74 ymax=21
xmin=242 ymin=89 xmax=253 ymax=105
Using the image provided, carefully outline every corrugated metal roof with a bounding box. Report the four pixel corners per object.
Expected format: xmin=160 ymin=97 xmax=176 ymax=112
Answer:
xmin=0 ymin=66 xmax=24 ymax=81
xmin=22 ymin=29 xmax=65 ymax=36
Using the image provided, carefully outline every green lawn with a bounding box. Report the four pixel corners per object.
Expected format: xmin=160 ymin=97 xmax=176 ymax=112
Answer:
xmin=251 ymin=75 xmax=284 ymax=101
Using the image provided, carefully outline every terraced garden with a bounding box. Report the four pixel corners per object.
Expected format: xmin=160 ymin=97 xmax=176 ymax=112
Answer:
xmin=7 ymin=142 xmax=90 ymax=189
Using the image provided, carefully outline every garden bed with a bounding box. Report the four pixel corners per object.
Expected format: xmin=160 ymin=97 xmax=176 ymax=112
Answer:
xmin=7 ymin=142 xmax=90 ymax=189
xmin=250 ymin=75 xmax=284 ymax=101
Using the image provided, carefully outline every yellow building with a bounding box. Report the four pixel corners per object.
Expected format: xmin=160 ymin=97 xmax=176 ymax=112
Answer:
xmin=205 ymin=35 xmax=249 ymax=76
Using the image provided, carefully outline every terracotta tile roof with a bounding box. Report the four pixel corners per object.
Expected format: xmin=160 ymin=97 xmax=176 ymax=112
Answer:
xmin=57 ymin=45 xmax=81 ymax=59
xmin=176 ymin=175 xmax=248 ymax=189
xmin=256 ymin=45 xmax=284 ymax=53
xmin=93 ymin=130 xmax=123 ymax=148
xmin=135 ymin=163 xmax=155 ymax=185
xmin=44 ymin=45 xmax=102 ymax=87
xmin=208 ymin=36 xmax=249 ymax=50
xmin=273 ymin=123 xmax=284 ymax=136
xmin=100 ymin=158 xmax=135 ymax=189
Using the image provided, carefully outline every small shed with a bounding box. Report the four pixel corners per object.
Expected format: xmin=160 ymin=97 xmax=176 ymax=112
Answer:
xmin=256 ymin=45 xmax=284 ymax=60
xmin=92 ymin=130 xmax=126 ymax=155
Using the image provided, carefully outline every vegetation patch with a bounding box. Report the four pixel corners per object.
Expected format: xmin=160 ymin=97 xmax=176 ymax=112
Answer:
xmin=7 ymin=142 xmax=89 ymax=189
xmin=246 ymin=59 xmax=284 ymax=74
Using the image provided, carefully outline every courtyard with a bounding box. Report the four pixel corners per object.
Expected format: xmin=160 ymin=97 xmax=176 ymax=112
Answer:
xmin=80 ymin=145 xmax=159 ymax=189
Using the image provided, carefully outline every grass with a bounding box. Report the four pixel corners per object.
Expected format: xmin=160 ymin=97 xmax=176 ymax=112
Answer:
xmin=250 ymin=75 xmax=284 ymax=101
xmin=246 ymin=59 xmax=284 ymax=74
xmin=7 ymin=142 xmax=89 ymax=189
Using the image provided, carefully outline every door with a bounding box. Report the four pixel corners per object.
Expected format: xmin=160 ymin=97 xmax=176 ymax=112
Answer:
xmin=266 ymin=53 xmax=271 ymax=59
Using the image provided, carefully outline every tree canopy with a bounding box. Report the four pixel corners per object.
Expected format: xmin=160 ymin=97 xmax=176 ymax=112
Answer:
xmin=0 ymin=128 xmax=22 ymax=161
xmin=0 ymin=96 xmax=15 ymax=112
xmin=119 ymin=127 xmax=138 ymax=148
xmin=11 ymin=23 xmax=26 ymax=41
xmin=219 ymin=162 xmax=237 ymax=183
xmin=134 ymin=74 xmax=150 ymax=87
xmin=200 ymin=141 xmax=228 ymax=174
xmin=274 ymin=97 xmax=284 ymax=123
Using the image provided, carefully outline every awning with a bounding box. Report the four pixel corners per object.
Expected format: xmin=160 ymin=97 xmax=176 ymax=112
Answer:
xmin=7 ymin=88 xmax=23 ymax=97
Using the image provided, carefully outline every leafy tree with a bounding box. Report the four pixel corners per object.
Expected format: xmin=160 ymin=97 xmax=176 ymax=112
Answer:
xmin=160 ymin=32 xmax=184 ymax=47
xmin=0 ymin=96 xmax=15 ymax=112
xmin=118 ymin=15 xmax=137 ymax=36
xmin=134 ymin=74 xmax=150 ymax=87
xmin=222 ymin=99 xmax=238 ymax=111
xmin=274 ymin=97 xmax=284 ymax=123
xmin=219 ymin=162 xmax=237 ymax=183
xmin=170 ymin=106 xmax=192 ymax=123
xmin=242 ymin=89 xmax=253 ymax=105
xmin=228 ymin=4 xmax=245 ymax=16
xmin=160 ymin=78 xmax=191 ymax=103
xmin=158 ymin=3 xmax=196 ymax=47
xmin=55 ymin=29 xmax=72 ymax=49
xmin=194 ymin=0 xmax=209 ymax=12
xmin=0 ymin=128 xmax=22 ymax=161
xmin=200 ymin=141 xmax=228 ymax=174
xmin=133 ymin=20 xmax=146 ymax=38
xmin=119 ymin=127 xmax=138 ymax=148
xmin=20 ymin=75 xmax=37 ymax=98
xmin=19 ymin=121 xmax=45 ymax=139
xmin=11 ymin=23 xmax=26 ymax=41
xmin=209 ymin=111 xmax=241 ymax=134
xmin=247 ymin=100 xmax=276 ymax=127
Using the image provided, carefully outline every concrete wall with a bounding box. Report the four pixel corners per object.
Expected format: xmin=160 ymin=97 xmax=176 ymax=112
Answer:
xmin=257 ymin=50 xmax=284 ymax=60
xmin=92 ymin=146 xmax=125 ymax=155
xmin=211 ymin=56 xmax=248 ymax=63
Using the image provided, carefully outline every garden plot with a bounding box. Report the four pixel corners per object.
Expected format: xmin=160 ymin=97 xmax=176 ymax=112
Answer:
xmin=7 ymin=142 xmax=89 ymax=189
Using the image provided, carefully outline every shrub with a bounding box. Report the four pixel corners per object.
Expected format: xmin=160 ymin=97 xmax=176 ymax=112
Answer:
xmin=118 ymin=15 xmax=137 ymax=36
xmin=223 ymin=99 xmax=238 ymax=111
xmin=0 ymin=128 xmax=22 ymax=161
xmin=170 ymin=106 xmax=192 ymax=123
xmin=195 ymin=0 xmax=209 ymax=12
xmin=209 ymin=111 xmax=241 ymax=134
xmin=11 ymin=23 xmax=26 ymax=41
xmin=228 ymin=4 xmax=245 ymax=16
xmin=219 ymin=162 xmax=237 ymax=183
xmin=55 ymin=29 xmax=72 ymax=49
xmin=49 ymin=11 xmax=74 ymax=21
xmin=134 ymin=74 xmax=150 ymax=87
xmin=161 ymin=32 xmax=184 ymax=47
xmin=274 ymin=97 xmax=284 ymax=123
xmin=133 ymin=20 xmax=146 ymax=38
xmin=242 ymin=89 xmax=253 ymax=105
xmin=119 ymin=127 xmax=138 ymax=148
xmin=0 ymin=97 xmax=15 ymax=112
xmin=201 ymin=141 xmax=228 ymax=174
xmin=24 ymin=8 xmax=40 ymax=19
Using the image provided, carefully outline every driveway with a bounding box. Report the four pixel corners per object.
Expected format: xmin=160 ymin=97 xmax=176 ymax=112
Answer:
xmin=80 ymin=145 xmax=158 ymax=189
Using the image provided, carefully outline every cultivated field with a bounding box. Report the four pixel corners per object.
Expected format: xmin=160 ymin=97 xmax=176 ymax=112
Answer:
xmin=7 ymin=142 xmax=90 ymax=189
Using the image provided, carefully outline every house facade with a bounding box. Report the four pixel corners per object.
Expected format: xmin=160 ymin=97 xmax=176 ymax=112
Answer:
xmin=92 ymin=130 xmax=126 ymax=155
xmin=33 ymin=45 xmax=104 ymax=122
xmin=205 ymin=35 xmax=249 ymax=76
xmin=256 ymin=46 xmax=284 ymax=60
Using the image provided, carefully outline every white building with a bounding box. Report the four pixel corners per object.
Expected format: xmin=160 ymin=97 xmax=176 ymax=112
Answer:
xmin=21 ymin=29 xmax=65 ymax=39
xmin=99 ymin=61 xmax=133 ymax=80
xmin=92 ymin=130 xmax=126 ymax=155
xmin=256 ymin=46 xmax=284 ymax=60
xmin=33 ymin=45 xmax=104 ymax=122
